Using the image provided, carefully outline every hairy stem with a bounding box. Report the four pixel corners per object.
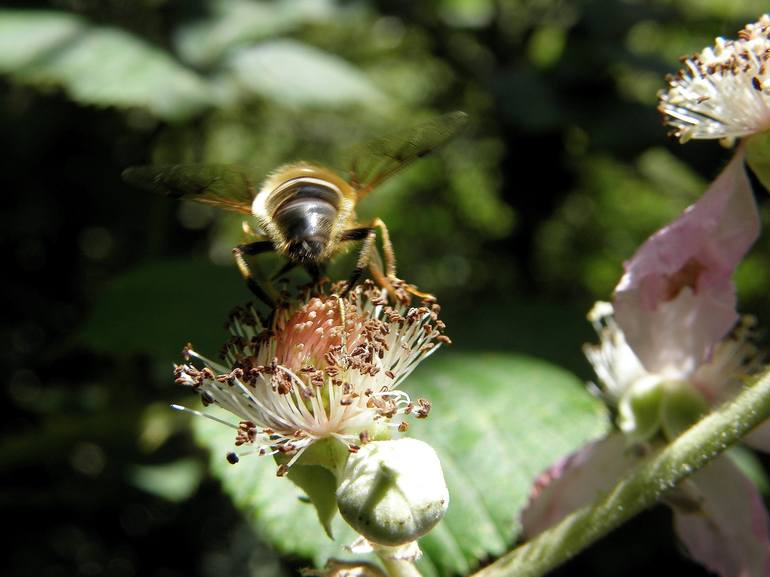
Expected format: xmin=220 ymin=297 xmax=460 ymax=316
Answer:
xmin=472 ymin=366 xmax=770 ymax=577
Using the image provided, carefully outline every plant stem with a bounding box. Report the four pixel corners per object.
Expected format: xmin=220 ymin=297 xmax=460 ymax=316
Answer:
xmin=379 ymin=556 xmax=424 ymax=577
xmin=471 ymin=366 xmax=770 ymax=577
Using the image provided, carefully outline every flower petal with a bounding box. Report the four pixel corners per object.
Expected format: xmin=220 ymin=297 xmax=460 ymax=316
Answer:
xmin=521 ymin=434 xmax=640 ymax=537
xmin=744 ymin=420 xmax=770 ymax=454
xmin=673 ymin=456 xmax=770 ymax=577
xmin=614 ymin=150 xmax=758 ymax=376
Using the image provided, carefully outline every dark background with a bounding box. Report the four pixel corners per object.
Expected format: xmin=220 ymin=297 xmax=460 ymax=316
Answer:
xmin=3 ymin=1 xmax=770 ymax=576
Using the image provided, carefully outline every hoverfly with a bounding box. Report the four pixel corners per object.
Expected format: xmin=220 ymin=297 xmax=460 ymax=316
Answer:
xmin=122 ymin=111 xmax=467 ymax=305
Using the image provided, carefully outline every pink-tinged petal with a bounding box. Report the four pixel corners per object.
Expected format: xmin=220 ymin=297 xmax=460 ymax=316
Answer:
xmin=521 ymin=434 xmax=640 ymax=538
xmin=673 ymin=455 xmax=770 ymax=577
xmin=614 ymin=149 xmax=759 ymax=376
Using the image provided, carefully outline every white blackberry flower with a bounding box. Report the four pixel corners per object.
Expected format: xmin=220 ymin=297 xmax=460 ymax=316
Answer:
xmin=173 ymin=281 xmax=448 ymax=476
xmin=659 ymin=15 xmax=770 ymax=144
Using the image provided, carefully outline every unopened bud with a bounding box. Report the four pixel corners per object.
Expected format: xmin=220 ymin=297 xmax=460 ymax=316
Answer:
xmin=660 ymin=379 xmax=709 ymax=440
xmin=336 ymin=438 xmax=448 ymax=546
xmin=617 ymin=375 xmax=664 ymax=443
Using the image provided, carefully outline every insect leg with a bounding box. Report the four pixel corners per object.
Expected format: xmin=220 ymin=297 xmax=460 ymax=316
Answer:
xmin=369 ymin=218 xmax=435 ymax=300
xmin=339 ymin=226 xmax=377 ymax=296
xmin=271 ymin=259 xmax=299 ymax=281
xmin=371 ymin=217 xmax=397 ymax=278
xmin=236 ymin=240 xmax=273 ymax=255
xmin=304 ymin=261 xmax=325 ymax=283
xmin=232 ymin=240 xmax=275 ymax=306
xmin=341 ymin=220 xmax=399 ymax=293
xmin=341 ymin=221 xmax=434 ymax=302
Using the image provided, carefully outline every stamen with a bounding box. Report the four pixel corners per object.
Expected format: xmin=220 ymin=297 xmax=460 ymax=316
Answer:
xmin=170 ymin=404 xmax=239 ymax=429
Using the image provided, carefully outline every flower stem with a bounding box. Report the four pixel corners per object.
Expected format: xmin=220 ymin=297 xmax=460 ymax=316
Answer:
xmin=379 ymin=557 xmax=424 ymax=577
xmin=471 ymin=366 xmax=770 ymax=577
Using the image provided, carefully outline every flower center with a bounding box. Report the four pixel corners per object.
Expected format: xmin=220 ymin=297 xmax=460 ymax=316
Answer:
xmin=274 ymin=296 xmax=350 ymax=373
xmin=663 ymin=257 xmax=706 ymax=301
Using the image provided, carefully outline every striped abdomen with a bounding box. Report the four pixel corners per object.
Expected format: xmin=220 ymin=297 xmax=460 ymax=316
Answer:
xmin=273 ymin=178 xmax=340 ymax=262
xmin=252 ymin=162 xmax=358 ymax=264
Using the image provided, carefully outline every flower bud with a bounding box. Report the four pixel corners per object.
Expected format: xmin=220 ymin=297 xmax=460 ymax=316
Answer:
xmin=617 ymin=375 xmax=664 ymax=443
xmin=336 ymin=438 xmax=448 ymax=546
xmin=660 ymin=379 xmax=709 ymax=440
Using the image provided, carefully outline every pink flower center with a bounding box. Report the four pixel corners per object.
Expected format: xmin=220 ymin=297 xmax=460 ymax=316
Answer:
xmin=273 ymin=296 xmax=363 ymax=373
xmin=663 ymin=257 xmax=706 ymax=301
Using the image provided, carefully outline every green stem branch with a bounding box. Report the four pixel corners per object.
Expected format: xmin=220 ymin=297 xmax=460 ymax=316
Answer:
xmin=471 ymin=366 xmax=770 ymax=577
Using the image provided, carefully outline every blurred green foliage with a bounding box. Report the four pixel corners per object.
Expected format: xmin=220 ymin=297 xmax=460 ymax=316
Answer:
xmin=3 ymin=1 xmax=770 ymax=576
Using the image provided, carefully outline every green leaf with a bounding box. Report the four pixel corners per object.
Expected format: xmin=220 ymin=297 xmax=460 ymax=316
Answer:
xmin=409 ymin=354 xmax=608 ymax=577
xmin=174 ymin=0 xmax=334 ymax=67
xmin=228 ymin=39 xmax=387 ymax=108
xmin=0 ymin=10 xmax=84 ymax=71
xmin=192 ymin=352 xmax=609 ymax=575
xmin=0 ymin=10 xmax=212 ymax=121
xmin=79 ymin=259 xmax=247 ymax=365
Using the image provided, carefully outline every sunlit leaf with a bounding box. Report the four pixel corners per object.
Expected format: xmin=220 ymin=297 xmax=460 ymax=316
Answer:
xmin=439 ymin=0 xmax=495 ymax=28
xmin=228 ymin=39 xmax=386 ymax=108
xmin=0 ymin=10 xmax=83 ymax=71
xmin=175 ymin=0 xmax=334 ymax=67
xmin=0 ymin=10 xmax=212 ymax=121
xmin=193 ymin=352 xmax=609 ymax=576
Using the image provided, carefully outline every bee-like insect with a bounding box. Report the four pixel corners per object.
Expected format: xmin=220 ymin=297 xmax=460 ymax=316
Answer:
xmin=122 ymin=112 xmax=467 ymax=304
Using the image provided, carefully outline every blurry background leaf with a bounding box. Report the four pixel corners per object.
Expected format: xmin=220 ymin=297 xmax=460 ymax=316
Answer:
xmin=79 ymin=259 xmax=245 ymax=364
xmin=129 ymin=458 xmax=204 ymax=502
xmin=174 ymin=0 xmax=335 ymax=67
xmin=0 ymin=10 xmax=212 ymax=121
xmin=534 ymin=148 xmax=705 ymax=297
xmin=227 ymin=39 xmax=387 ymax=109
xmin=0 ymin=10 xmax=84 ymax=71
xmin=194 ymin=353 xmax=609 ymax=576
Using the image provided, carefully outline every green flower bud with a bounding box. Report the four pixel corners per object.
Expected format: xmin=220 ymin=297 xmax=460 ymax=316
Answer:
xmin=336 ymin=438 xmax=448 ymax=546
xmin=660 ymin=379 xmax=709 ymax=441
xmin=617 ymin=375 xmax=664 ymax=443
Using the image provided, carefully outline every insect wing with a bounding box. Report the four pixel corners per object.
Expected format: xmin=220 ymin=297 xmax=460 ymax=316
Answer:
xmin=349 ymin=111 xmax=468 ymax=198
xmin=122 ymin=164 xmax=255 ymax=214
